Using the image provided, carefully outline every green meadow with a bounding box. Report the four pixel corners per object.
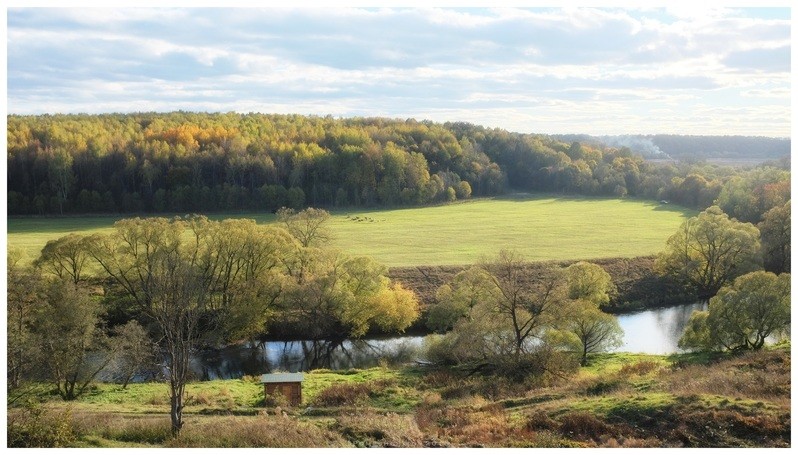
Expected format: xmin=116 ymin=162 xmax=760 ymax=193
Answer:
xmin=7 ymin=195 xmax=695 ymax=267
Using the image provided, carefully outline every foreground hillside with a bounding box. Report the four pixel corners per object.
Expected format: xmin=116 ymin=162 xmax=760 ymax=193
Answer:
xmin=7 ymin=195 xmax=693 ymax=268
xmin=8 ymin=345 xmax=790 ymax=448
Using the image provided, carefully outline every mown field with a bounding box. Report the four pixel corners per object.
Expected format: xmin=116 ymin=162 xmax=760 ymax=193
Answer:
xmin=8 ymin=345 xmax=790 ymax=448
xmin=6 ymin=195 xmax=695 ymax=267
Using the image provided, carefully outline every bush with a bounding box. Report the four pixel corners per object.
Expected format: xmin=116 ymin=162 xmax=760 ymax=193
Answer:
xmin=7 ymin=404 xmax=76 ymax=448
xmin=558 ymin=411 xmax=617 ymax=442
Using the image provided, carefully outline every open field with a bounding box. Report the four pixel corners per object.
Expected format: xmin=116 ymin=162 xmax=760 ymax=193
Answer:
xmin=7 ymin=195 xmax=695 ymax=267
xmin=8 ymin=344 xmax=790 ymax=448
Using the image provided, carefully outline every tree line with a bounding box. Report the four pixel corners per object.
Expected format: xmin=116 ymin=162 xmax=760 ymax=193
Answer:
xmin=7 ymin=113 xmax=789 ymax=223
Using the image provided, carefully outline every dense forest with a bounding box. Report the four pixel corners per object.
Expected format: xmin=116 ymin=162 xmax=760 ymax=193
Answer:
xmin=6 ymin=113 xmax=791 ymax=224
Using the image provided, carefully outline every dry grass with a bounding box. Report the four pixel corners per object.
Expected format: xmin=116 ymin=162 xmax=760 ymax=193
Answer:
xmin=660 ymin=349 xmax=790 ymax=404
xmin=312 ymin=382 xmax=370 ymax=407
xmin=334 ymin=411 xmax=424 ymax=447
xmin=70 ymin=412 xmax=171 ymax=445
xmin=166 ymin=415 xmax=351 ymax=448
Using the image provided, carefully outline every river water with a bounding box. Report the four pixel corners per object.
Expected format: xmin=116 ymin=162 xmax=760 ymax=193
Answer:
xmin=190 ymin=302 xmax=717 ymax=379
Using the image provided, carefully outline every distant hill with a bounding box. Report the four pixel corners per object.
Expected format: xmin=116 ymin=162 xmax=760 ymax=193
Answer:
xmin=553 ymin=134 xmax=790 ymax=163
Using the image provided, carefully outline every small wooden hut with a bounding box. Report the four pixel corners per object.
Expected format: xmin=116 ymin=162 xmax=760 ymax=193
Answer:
xmin=260 ymin=373 xmax=304 ymax=406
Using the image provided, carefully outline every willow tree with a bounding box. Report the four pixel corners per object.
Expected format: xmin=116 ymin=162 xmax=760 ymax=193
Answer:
xmin=679 ymin=271 xmax=790 ymax=351
xmin=33 ymin=233 xmax=91 ymax=284
xmin=557 ymin=299 xmax=623 ymax=366
xmin=279 ymin=251 xmax=419 ymax=340
xmin=656 ymin=206 xmax=761 ymax=301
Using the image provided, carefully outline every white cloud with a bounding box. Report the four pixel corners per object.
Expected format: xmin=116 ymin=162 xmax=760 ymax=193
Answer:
xmin=6 ymin=7 xmax=791 ymax=137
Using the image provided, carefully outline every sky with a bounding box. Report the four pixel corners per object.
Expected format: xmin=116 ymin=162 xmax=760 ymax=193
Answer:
xmin=5 ymin=5 xmax=793 ymax=137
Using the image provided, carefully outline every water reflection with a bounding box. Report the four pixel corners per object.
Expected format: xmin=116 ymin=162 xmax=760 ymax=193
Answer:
xmin=613 ymin=302 xmax=706 ymax=354
xmin=190 ymin=302 xmax=785 ymax=379
xmin=191 ymin=336 xmax=425 ymax=380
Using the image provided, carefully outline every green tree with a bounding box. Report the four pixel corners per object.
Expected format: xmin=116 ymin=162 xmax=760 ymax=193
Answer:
xmin=33 ymin=233 xmax=91 ymax=284
xmin=48 ymin=147 xmax=74 ymax=215
xmin=557 ymin=299 xmax=623 ymax=366
xmin=679 ymin=271 xmax=790 ymax=351
xmin=30 ymin=280 xmax=113 ymax=400
xmin=564 ymin=261 xmax=615 ymax=307
xmin=758 ymin=200 xmax=790 ymax=274
xmin=481 ymin=250 xmax=563 ymax=356
xmin=427 ymin=267 xmax=496 ymax=333
xmin=109 ymin=321 xmax=157 ymax=389
xmin=655 ymin=206 xmax=761 ymax=301
xmin=277 ymin=207 xmax=332 ymax=248
xmin=7 ymin=249 xmax=41 ymax=391
xmin=281 ymin=252 xmax=419 ymax=339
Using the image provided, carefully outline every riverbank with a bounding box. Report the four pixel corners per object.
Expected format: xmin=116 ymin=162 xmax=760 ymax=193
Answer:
xmin=8 ymin=344 xmax=790 ymax=448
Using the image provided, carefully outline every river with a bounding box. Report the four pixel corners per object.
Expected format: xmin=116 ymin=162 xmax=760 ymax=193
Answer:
xmin=190 ymin=302 xmax=717 ymax=380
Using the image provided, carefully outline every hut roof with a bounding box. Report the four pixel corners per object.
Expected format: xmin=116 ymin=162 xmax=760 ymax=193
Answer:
xmin=260 ymin=373 xmax=304 ymax=383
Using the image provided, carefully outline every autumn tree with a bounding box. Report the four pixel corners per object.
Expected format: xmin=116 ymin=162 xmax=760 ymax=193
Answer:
xmin=280 ymin=251 xmax=419 ymax=340
xmin=656 ymin=206 xmax=761 ymax=301
xmin=426 ymin=250 xmax=574 ymax=380
xmin=86 ymin=217 xmax=209 ymax=435
xmin=481 ymin=250 xmax=563 ymax=356
xmin=679 ymin=271 xmax=790 ymax=351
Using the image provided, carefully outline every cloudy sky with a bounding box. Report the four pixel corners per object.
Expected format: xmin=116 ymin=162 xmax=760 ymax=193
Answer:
xmin=6 ymin=6 xmax=792 ymax=137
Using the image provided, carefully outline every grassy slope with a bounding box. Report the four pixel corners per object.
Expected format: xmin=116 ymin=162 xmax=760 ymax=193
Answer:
xmin=8 ymin=344 xmax=790 ymax=448
xmin=7 ymin=195 xmax=695 ymax=267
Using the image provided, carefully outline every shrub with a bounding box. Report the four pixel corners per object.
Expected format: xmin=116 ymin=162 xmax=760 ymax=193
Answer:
xmin=558 ymin=411 xmax=617 ymax=442
xmin=525 ymin=411 xmax=559 ymax=432
xmin=7 ymin=405 xmax=76 ymax=448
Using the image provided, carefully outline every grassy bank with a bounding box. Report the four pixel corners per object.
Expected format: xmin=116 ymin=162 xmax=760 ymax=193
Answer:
xmin=8 ymin=343 xmax=790 ymax=448
xmin=7 ymin=195 xmax=694 ymax=267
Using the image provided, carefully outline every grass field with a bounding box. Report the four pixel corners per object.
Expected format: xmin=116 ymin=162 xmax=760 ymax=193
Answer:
xmin=6 ymin=195 xmax=696 ymax=267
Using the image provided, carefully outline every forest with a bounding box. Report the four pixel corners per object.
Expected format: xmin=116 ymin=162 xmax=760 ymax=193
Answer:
xmin=7 ymin=113 xmax=791 ymax=222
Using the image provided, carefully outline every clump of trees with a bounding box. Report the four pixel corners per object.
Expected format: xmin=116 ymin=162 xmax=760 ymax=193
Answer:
xmin=8 ymin=208 xmax=420 ymax=437
xmin=655 ymin=206 xmax=761 ymax=302
xmin=425 ymin=251 xmax=623 ymax=378
xmin=679 ymin=271 xmax=790 ymax=351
